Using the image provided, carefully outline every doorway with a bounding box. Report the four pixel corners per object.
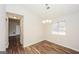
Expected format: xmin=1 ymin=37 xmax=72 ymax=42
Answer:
xmin=6 ymin=12 xmax=24 ymax=53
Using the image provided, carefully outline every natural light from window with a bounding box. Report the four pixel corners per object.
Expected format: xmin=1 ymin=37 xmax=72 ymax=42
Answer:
xmin=51 ymin=20 xmax=66 ymax=35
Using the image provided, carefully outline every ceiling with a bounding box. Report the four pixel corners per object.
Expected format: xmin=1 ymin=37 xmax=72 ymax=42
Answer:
xmin=24 ymin=4 xmax=79 ymax=20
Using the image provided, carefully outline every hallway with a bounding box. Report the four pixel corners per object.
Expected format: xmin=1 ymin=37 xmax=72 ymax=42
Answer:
xmin=6 ymin=35 xmax=24 ymax=54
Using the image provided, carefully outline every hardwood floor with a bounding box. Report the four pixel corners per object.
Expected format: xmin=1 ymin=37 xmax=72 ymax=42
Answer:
xmin=6 ymin=35 xmax=25 ymax=54
xmin=24 ymin=40 xmax=79 ymax=54
xmin=7 ymin=40 xmax=79 ymax=54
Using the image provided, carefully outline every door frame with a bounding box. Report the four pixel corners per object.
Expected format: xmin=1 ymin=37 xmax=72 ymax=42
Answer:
xmin=6 ymin=12 xmax=24 ymax=48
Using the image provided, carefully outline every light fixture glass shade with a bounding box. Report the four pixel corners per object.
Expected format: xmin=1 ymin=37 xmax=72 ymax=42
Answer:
xmin=48 ymin=20 xmax=52 ymax=23
xmin=42 ymin=19 xmax=52 ymax=24
xmin=42 ymin=20 xmax=46 ymax=24
xmin=13 ymin=16 xmax=17 ymax=19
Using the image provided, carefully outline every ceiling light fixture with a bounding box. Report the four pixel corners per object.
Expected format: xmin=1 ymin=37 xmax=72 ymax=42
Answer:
xmin=45 ymin=4 xmax=50 ymax=10
xmin=42 ymin=19 xmax=52 ymax=24
xmin=45 ymin=4 xmax=48 ymax=6
xmin=42 ymin=4 xmax=52 ymax=24
xmin=13 ymin=16 xmax=17 ymax=19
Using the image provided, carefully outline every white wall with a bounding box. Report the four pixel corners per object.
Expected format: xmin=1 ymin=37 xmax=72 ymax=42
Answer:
xmin=1 ymin=4 xmax=79 ymax=52
xmin=6 ymin=4 xmax=43 ymax=47
xmin=0 ymin=5 xmax=6 ymax=51
xmin=46 ymin=12 xmax=79 ymax=51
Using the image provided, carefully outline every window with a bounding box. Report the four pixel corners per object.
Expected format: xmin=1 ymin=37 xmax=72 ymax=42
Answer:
xmin=52 ymin=20 xmax=66 ymax=35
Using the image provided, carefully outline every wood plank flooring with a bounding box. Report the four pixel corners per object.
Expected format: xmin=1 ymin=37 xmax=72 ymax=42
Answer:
xmin=24 ymin=40 xmax=79 ymax=54
xmin=6 ymin=35 xmax=25 ymax=54
xmin=7 ymin=40 xmax=79 ymax=54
